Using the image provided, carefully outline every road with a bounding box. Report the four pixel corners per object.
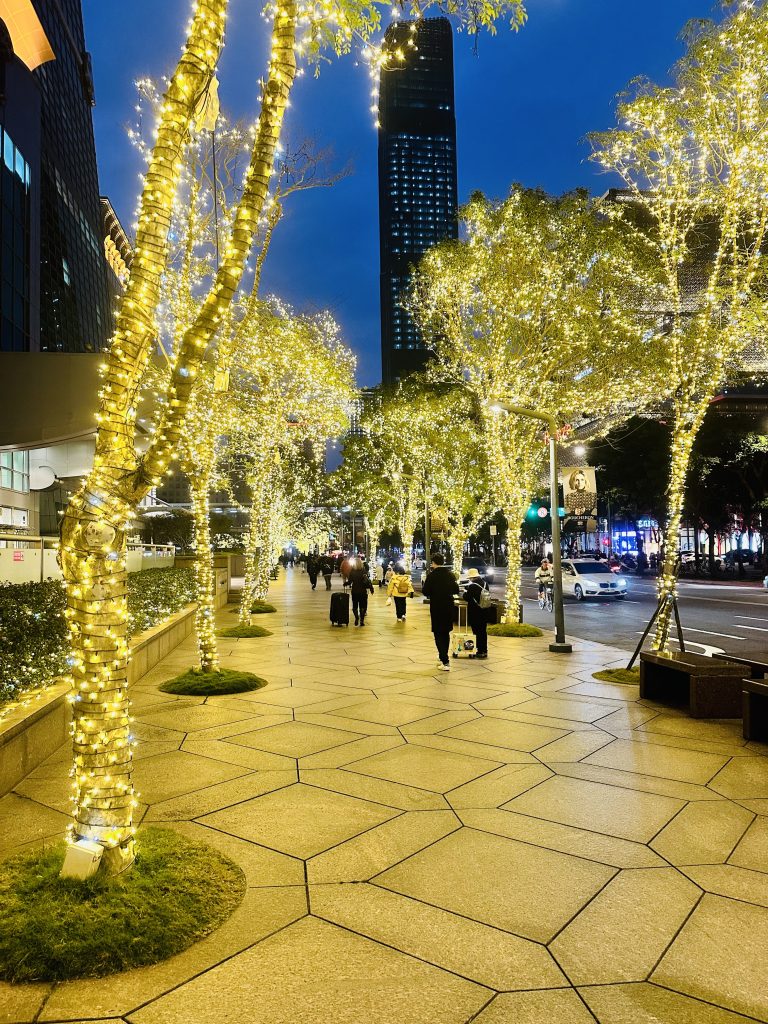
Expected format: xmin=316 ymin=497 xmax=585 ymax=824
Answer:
xmin=488 ymin=567 xmax=768 ymax=660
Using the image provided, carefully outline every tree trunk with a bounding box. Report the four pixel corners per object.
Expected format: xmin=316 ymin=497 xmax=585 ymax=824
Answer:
xmin=60 ymin=486 xmax=135 ymax=871
xmin=189 ymin=469 xmax=219 ymax=672
xmin=502 ymin=523 xmax=522 ymax=623
xmin=654 ymin=421 xmax=697 ymax=651
xmin=254 ymin=508 xmax=274 ymax=601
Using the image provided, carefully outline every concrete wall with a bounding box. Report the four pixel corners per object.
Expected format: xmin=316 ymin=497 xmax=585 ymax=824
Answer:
xmin=0 ymin=553 xmax=232 ymax=796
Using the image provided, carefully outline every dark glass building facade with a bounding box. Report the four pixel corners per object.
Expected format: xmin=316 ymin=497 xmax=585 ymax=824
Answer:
xmin=378 ymin=17 xmax=458 ymax=384
xmin=0 ymin=0 xmax=111 ymax=352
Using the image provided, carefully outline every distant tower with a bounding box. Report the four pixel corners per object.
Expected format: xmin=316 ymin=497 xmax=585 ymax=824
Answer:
xmin=378 ymin=17 xmax=458 ymax=384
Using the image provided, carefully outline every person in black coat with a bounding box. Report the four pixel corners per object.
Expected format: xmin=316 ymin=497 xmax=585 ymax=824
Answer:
xmin=320 ymin=555 xmax=334 ymax=590
xmin=306 ymin=554 xmax=319 ymax=590
xmin=464 ymin=567 xmax=489 ymax=659
xmin=421 ymin=552 xmax=459 ymax=671
xmin=346 ymin=558 xmax=375 ymax=626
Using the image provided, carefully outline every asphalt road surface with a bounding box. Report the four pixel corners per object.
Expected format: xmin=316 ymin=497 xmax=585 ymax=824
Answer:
xmin=489 ymin=567 xmax=768 ymax=660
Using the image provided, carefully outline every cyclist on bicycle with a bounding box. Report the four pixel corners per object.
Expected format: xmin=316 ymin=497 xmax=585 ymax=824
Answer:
xmin=535 ymin=558 xmax=555 ymax=597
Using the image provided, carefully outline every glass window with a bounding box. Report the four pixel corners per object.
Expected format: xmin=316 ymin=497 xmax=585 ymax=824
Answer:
xmin=14 ymin=148 xmax=25 ymax=182
xmin=3 ymin=132 xmax=13 ymax=173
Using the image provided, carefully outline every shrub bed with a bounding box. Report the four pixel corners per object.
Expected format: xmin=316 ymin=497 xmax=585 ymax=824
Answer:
xmin=0 ymin=567 xmax=195 ymax=705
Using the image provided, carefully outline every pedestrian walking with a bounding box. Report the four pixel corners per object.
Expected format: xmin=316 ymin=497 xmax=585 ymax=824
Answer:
xmin=346 ymin=557 xmax=375 ymax=626
xmin=463 ymin=567 xmax=489 ymax=659
xmin=321 ymin=554 xmax=333 ymax=591
xmin=306 ymin=553 xmax=319 ymax=590
xmin=387 ymin=565 xmax=414 ymax=621
xmin=421 ymin=552 xmax=459 ymax=672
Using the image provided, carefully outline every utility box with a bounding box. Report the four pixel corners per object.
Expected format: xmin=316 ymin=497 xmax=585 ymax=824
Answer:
xmin=60 ymin=838 xmax=103 ymax=880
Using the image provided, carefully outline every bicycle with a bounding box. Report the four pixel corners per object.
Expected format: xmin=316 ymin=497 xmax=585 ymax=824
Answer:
xmin=537 ymin=583 xmax=554 ymax=612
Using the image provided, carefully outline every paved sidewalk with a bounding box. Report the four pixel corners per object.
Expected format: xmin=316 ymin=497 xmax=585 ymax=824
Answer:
xmin=2 ymin=568 xmax=768 ymax=1024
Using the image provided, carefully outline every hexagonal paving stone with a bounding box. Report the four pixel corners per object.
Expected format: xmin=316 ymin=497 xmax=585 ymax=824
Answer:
xmin=550 ymin=868 xmax=701 ymax=985
xmin=347 ymin=743 xmax=503 ymax=793
xmin=503 ymin=774 xmax=684 ymax=843
xmin=580 ymin=982 xmax=758 ymax=1023
xmin=130 ymin=916 xmax=489 ymax=1024
xmin=339 ymin=699 xmax=446 ymax=727
xmin=376 ymin=826 xmax=615 ymax=942
xmin=197 ymin=782 xmax=399 ymax=858
xmin=225 ymin=721 xmax=364 ymax=757
xmin=652 ymin=894 xmax=768 ymax=1021
xmin=443 ymin=716 xmax=567 ymax=752
xmin=472 ymin=988 xmax=596 ymax=1023
xmin=709 ymin=758 xmax=768 ymax=799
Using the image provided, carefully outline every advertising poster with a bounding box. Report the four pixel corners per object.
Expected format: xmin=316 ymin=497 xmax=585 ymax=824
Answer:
xmin=560 ymin=465 xmax=598 ymax=517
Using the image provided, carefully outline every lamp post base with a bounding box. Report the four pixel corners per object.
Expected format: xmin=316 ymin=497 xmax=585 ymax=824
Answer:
xmin=549 ymin=641 xmax=573 ymax=654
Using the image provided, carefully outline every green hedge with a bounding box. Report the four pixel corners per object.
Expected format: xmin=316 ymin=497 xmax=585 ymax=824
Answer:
xmin=0 ymin=581 xmax=69 ymax=704
xmin=0 ymin=567 xmax=195 ymax=705
xmin=127 ymin=567 xmax=195 ymax=636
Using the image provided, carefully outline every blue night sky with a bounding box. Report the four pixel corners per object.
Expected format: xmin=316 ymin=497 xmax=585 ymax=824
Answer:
xmin=83 ymin=0 xmax=714 ymax=384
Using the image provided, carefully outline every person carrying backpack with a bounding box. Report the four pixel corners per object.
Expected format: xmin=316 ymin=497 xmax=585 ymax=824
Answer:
xmin=387 ymin=565 xmax=414 ymax=621
xmin=464 ymin=567 xmax=490 ymax=659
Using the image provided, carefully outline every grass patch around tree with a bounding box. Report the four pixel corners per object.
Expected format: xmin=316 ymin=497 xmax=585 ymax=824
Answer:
xmin=488 ymin=622 xmax=544 ymax=638
xmin=250 ymin=600 xmax=276 ymax=614
xmin=159 ymin=668 xmax=268 ymax=695
xmin=0 ymin=827 xmax=245 ymax=982
xmin=229 ymin=599 xmax=276 ymax=615
xmin=593 ymin=667 xmax=641 ymax=685
xmin=218 ymin=624 xmax=273 ymax=639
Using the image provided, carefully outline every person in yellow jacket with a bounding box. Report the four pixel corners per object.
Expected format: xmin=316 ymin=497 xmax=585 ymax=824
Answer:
xmin=386 ymin=565 xmax=414 ymax=622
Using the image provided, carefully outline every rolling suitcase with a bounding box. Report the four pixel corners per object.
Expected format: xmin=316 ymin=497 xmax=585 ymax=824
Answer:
xmin=452 ymin=601 xmax=475 ymax=658
xmin=330 ymin=591 xmax=350 ymax=627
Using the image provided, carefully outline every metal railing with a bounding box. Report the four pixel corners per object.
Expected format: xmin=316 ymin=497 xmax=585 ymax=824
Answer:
xmin=0 ymin=535 xmax=175 ymax=584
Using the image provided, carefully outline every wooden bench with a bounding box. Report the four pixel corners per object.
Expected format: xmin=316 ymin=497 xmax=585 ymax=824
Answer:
xmin=721 ymin=656 xmax=768 ymax=742
xmin=639 ymin=651 xmax=746 ymax=719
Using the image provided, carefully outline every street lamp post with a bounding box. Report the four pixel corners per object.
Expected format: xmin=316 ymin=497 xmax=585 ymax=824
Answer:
xmin=490 ymin=401 xmax=572 ymax=654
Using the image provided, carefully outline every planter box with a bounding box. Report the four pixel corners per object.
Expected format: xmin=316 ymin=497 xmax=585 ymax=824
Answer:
xmin=1 ymin=603 xmax=197 ymax=797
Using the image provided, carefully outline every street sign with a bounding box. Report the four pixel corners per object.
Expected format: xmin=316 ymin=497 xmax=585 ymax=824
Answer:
xmin=537 ymin=507 xmax=548 ymax=518
xmin=489 ymin=525 xmax=497 ymax=536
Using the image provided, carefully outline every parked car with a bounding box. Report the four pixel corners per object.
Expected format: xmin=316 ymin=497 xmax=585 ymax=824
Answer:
xmin=561 ymin=559 xmax=628 ymax=600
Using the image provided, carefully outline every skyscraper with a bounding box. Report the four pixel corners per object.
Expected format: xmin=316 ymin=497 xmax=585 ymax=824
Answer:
xmin=378 ymin=16 xmax=458 ymax=384
xmin=0 ymin=0 xmax=111 ymax=353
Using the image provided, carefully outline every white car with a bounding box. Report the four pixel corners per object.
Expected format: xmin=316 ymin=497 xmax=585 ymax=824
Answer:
xmin=561 ymin=559 xmax=627 ymax=600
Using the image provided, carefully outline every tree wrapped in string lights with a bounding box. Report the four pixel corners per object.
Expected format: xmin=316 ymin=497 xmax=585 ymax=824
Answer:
xmin=227 ymin=302 xmax=355 ymax=622
xmin=411 ymin=187 xmax=670 ymax=620
xmin=334 ymin=379 xmax=498 ymax=566
xmin=59 ymin=0 xmax=527 ymax=874
xmin=590 ymin=1 xmax=768 ymax=650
